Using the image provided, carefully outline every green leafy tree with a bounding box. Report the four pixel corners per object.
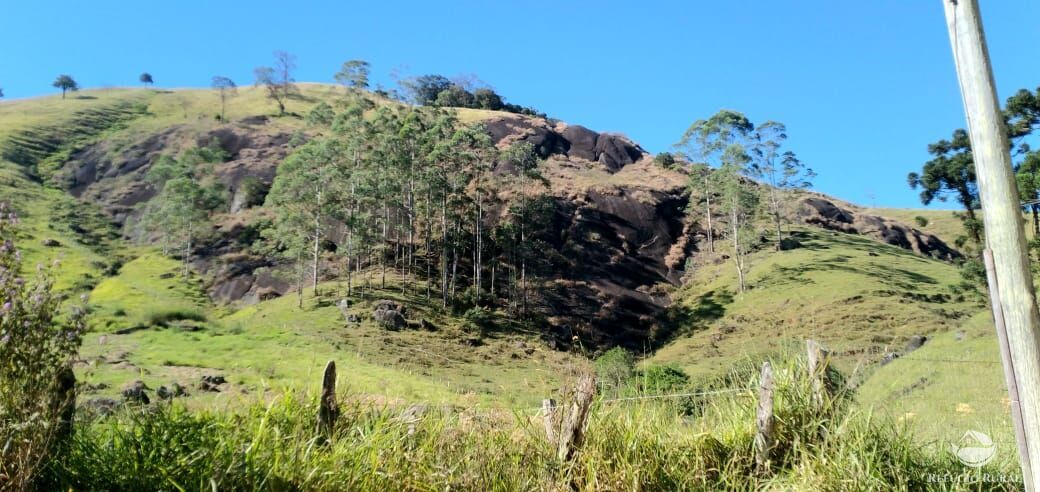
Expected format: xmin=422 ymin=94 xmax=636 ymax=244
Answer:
xmin=1017 ymin=152 xmax=1040 ymax=235
xmin=908 ymin=129 xmax=981 ymax=248
xmin=0 ymin=205 xmax=86 ymax=489
xmin=254 ymin=51 xmax=298 ymax=115
xmin=334 ymin=60 xmax=370 ymax=90
xmin=211 ymin=76 xmax=237 ymax=121
xmin=401 ymin=74 xmax=454 ymax=106
xmin=266 ymin=138 xmax=347 ymax=304
xmin=751 ymin=121 xmax=814 ymax=250
xmin=472 ymin=88 xmax=503 ymax=110
xmin=139 ymin=72 xmax=153 ymax=86
xmin=714 ymin=144 xmax=759 ymax=293
xmin=595 ymin=347 xmax=635 ymax=397
xmin=675 ymin=109 xmax=755 ymax=255
xmin=142 ymin=144 xmax=228 ymax=274
xmin=306 ymin=101 xmax=336 ymax=127
xmin=52 ymin=74 xmax=78 ymax=99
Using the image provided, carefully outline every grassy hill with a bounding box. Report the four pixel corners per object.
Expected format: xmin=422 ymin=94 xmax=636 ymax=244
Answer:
xmin=3 ymin=86 xmax=1025 ymax=489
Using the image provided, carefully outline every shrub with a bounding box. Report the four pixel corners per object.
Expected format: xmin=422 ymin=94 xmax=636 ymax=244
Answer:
xmin=640 ymin=364 xmax=690 ymax=394
xmin=595 ymin=347 xmax=635 ymax=395
xmin=0 ymin=204 xmax=86 ymax=489
xmin=653 ymin=152 xmax=677 ymax=169
xmin=461 ymin=306 xmax=493 ymax=334
xmin=913 ymin=215 xmax=929 ymax=227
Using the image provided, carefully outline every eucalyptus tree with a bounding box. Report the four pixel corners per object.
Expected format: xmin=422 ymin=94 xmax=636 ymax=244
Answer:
xmin=142 ymin=144 xmax=228 ymax=275
xmin=266 ymin=138 xmax=347 ymax=302
xmin=751 ymin=121 xmax=815 ymax=250
xmin=675 ymin=110 xmax=755 ymax=254
xmin=254 ymin=50 xmax=298 ymax=115
xmin=334 ymin=60 xmax=371 ymax=91
xmin=211 ymin=76 xmax=237 ymax=121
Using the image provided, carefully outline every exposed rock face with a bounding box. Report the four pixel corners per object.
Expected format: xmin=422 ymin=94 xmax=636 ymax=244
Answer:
xmin=798 ymin=197 xmax=961 ymax=261
xmin=63 ymin=122 xmax=294 ymax=226
xmin=484 ymin=116 xmax=645 ymax=173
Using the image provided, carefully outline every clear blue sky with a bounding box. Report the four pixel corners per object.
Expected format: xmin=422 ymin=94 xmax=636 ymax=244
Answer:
xmin=2 ymin=1 xmax=1038 ymax=208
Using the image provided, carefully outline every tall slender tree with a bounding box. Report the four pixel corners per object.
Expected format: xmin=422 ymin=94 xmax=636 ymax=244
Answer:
xmin=211 ymin=76 xmax=237 ymax=121
xmin=676 ymin=110 xmax=755 ymax=255
xmin=751 ymin=121 xmax=814 ymax=250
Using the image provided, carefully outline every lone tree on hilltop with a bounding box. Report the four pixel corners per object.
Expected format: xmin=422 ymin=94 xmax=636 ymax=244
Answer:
xmin=0 ymin=88 xmax=4 ymax=98
xmin=211 ymin=76 xmax=237 ymax=121
xmin=334 ymin=60 xmax=370 ymax=91
xmin=254 ymin=50 xmax=298 ymax=115
xmin=52 ymin=75 xmax=79 ymax=99
xmin=139 ymin=72 xmax=153 ymax=86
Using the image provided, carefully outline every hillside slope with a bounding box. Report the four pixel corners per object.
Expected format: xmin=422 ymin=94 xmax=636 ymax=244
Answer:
xmin=0 ymin=85 xmax=991 ymax=415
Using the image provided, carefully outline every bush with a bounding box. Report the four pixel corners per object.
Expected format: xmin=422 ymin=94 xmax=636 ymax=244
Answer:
xmin=653 ymin=152 xmax=677 ymax=169
xmin=0 ymin=204 xmax=86 ymax=489
xmin=913 ymin=215 xmax=929 ymax=227
xmin=640 ymin=364 xmax=690 ymax=394
xmin=595 ymin=347 xmax=635 ymax=395
xmin=461 ymin=306 xmax=493 ymax=334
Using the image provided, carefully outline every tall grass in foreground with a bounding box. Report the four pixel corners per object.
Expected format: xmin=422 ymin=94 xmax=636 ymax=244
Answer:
xmin=41 ymin=356 xmax=1021 ymax=491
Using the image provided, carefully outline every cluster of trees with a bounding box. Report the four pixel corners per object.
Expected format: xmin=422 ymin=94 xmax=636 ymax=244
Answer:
xmin=139 ymin=142 xmax=229 ymax=274
xmin=673 ymin=110 xmax=815 ymax=292
xmin=263 ymin=93 xmax=556 ymax=317
xmin=399 ymin=74 xmax=546 ymax=118
xmin=908 ymin=85 xmax=1040 ymax=297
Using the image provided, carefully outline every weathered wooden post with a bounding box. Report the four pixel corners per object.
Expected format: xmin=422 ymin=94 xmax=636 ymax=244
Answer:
xmin=806 ymin=339 xmax=830 ymax=409
xmin=942 ymin=1 xmax=1040 ymax=488
xmin=557 ymin=374 xmax=596 ymax=462
xmin=542 ymin=398 xmax=558 ymax=444
xmin=53 ymin=365 xmax=76 ymax=443
xmin=317 ymin=360 xmax=339 ymax=442
xmin=754 ymin=362 xmax=776 ymax=476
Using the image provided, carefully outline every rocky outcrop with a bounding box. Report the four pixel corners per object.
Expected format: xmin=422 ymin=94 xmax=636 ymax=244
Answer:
xmin=485 ymin=116 xmax=645 ymax=173
xmin=798 ymin=197 xmax=961 ymax=261
xmin=63 ymin=122 xmax=294 ymax=225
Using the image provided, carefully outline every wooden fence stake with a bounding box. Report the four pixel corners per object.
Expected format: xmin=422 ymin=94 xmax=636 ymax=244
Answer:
xmin=806 ymin=339 xmax=830 ymax=409
xmin=557 ymin=374 xmax=596 ymax=462
xmin=754 ymin=362 xmax=776 ymax=476
xmin=317 ymin=360 xmax=339 ymax=442
xmin=542 ymin=398 xmax=558 ymax=444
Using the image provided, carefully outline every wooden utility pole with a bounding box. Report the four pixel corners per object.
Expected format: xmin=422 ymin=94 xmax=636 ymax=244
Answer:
xmin=942 ymin=1 xmax=1040 ymax=488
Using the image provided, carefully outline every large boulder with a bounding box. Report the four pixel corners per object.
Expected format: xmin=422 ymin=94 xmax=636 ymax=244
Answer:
xmin=372 ymin=300 xmax=407 ymax=330
xmin=121 ymin=380 xmax=150 ymax=404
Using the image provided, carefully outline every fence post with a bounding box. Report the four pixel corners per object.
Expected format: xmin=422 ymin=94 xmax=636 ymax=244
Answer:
xmin=53 ymin=365 xmax=76 ymax=443
xmin=557 ymin=374 xmax=596 ymax=462
xmin=806 ymin=339 xmax=830 ymax=409
xmin=755 ymin=362 xmax=776 ymax=476
xmin=542 ymin=398 xmax=558 ymax=444
xmin=317 ymin=360 xmax=339 ymax=442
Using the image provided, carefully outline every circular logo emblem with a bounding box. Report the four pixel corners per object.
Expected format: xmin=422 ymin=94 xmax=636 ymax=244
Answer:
xmin=950 ymin=430 xmax=996 ymax=468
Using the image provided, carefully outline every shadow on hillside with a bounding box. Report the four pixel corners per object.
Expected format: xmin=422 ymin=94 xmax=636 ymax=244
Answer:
xmin=650 ymin=289 xmax=733 ymax=350
xmin=758 ymin=233 xmax=940 ymax=292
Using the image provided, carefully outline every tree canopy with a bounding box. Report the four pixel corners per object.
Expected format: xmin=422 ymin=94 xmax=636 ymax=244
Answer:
xmin=52 ymin=75 xmax=78 ymax=99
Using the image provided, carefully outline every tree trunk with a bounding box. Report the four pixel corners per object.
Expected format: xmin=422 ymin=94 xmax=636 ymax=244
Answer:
xmin=705 ymin=176 xmax=714 ymax=254
xmin=732 ymin=205 xmax=745 ymax=293
xmin=1032 ymin=204 xmax=1039 ymax=236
